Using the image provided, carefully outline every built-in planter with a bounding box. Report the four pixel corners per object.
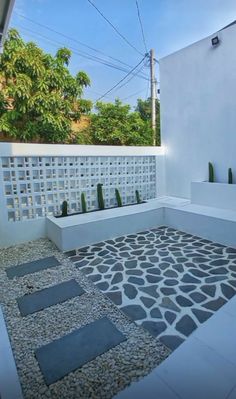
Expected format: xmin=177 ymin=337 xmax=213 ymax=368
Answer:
xmin=191 ymin=181 xmax=236 ymax=211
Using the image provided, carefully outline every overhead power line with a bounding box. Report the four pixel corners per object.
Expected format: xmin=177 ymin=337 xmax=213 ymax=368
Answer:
xmin=15 ymin=12 xmax=137 ymax=71
xmin=96 ymin=56 xmax=147 ymax=101
xmin=18 ymin=25 xmax=149 ymax=81
xmin=135 ymin=0 xmax=148 ymax=53
xmin=121 ymin=88 xmax=146 ymax=101
xmin=87 ymin=0 xmax=144 ymax=56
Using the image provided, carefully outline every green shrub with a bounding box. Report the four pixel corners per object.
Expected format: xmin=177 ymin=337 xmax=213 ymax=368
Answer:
xmin=97 ymin=183 xmax=105 ymax=210
xmin=135 ymin=190 xmax=141 ymax=204
xmin=81 ymin=193 xmax=87 ymax=213
xmin=61 ymin=200 xmax=68 ymax=217
xmin=115 ymin=188 xmax=122 ymax=207
xmin=208 ymin=162 xmax=214 ymax=183
xmin=228 ymin=168 xmax=233 ymax=184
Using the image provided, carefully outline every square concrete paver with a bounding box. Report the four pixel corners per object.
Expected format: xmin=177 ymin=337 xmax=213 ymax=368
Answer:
xmin=6 ymin=256 xmax=60 ymax=279
xmin=17 ymin=279 xmax=85 ymax=316
xmin=35 ymin=317 xmax=126 ymax=385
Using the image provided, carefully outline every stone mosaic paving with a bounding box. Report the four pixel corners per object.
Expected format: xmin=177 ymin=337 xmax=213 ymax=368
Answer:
xmin=69 ymin=226 xmax=236 ymax=350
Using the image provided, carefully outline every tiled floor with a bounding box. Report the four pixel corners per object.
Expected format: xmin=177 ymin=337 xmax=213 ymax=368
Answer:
xmin=69 ymin=226 xmax=236 ymax=350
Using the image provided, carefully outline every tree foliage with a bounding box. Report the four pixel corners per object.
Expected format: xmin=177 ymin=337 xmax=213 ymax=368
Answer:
xmin=87 ymin=99 xmax=153 ymax=146
xmin=0 ymin=29 xmax=91 ymax=142
xmin=135 ymin=97 xmax=161 ymax=145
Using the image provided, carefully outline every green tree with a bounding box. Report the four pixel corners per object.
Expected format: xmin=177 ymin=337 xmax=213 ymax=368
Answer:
xmin=0 ymin=29 xmax=91 ymax=142
xmin=87 ymin=99 xmax=153 ymax=146
xmin=135 ymin=97 xmax=161 ymax=145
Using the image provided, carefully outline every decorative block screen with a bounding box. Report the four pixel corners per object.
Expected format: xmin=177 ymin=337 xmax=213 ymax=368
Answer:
xmin=0 ymin=156 xmax=156 ymax=222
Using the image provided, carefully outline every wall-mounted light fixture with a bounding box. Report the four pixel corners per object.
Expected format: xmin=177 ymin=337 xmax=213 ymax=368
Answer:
xmin=211 ymin=36 xmax=220 ymax=47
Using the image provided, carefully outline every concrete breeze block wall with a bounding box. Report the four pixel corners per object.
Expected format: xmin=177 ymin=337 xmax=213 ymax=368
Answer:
xmin=0 ymin=143 xmax=165 ymax=248
xmin=160 ymin=22 xmax=236 ymax=198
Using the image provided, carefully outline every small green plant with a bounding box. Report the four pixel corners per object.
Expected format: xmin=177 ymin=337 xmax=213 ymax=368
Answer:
xmin=135 ymin=190 xmax=141 ymax=204
xmin=61 ymin=200 xmax=68 ymax=217
xmin=115 ymin=188 xmax=122 ymax=207
xmin=81 ymin=193 xmax=87 ymax=213
xmin=228 ymin=168 xmax=233 ymax=184
xmin=208 ymin=162 xmax=214 ymax=183
xmin=97 ymin=183 xmax=105 ymax=210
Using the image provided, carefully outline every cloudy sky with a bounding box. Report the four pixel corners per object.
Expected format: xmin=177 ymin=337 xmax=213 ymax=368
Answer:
xmin=10 ymin=0 xmax=236 ymax=107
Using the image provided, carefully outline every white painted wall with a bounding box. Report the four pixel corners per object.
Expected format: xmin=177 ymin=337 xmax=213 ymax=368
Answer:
xmin=160 ymin=22 xmax=236 ymax=198
xmin=0 ymin=143 xmax=165 ymax=248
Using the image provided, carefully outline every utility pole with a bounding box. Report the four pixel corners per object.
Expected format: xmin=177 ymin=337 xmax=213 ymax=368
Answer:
xmin=150 ymin=48 xmax=156 ymax=146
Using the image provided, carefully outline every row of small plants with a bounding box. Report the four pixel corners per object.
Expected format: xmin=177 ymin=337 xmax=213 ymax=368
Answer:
xmin=208 ymin=162 xmax=234 ymax=184
xmin=59 ymin=184 xmax=142 ymax=217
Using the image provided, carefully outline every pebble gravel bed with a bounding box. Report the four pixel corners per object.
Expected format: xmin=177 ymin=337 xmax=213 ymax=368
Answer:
xmin=0 ymin=238 xmax=170 ymax=399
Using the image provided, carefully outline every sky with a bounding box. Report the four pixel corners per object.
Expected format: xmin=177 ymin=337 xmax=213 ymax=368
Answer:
xmin=9 ymin=0 xmax=236 ymax=108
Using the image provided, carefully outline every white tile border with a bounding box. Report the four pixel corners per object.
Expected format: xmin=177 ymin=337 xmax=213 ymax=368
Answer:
xmin=0 ymin=307 xmax=23 ymax=399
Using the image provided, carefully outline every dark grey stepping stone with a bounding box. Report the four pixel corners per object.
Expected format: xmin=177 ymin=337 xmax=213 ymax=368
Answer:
xmin=141 ymin=321 xmax=167 ymax=337
xmin=181 ymin=274 xmax=201 ymax=284
xmin=64 ymin=250 xmax=76 ymax=257
xmin=139 ymin=256 xmax=147 ymax=261
xmin=106 ymin=245 xmax=117 ymax=253
xmin=229 ymin=280 xmax=236 ymax=288
xmin=173 ymin=264 xmax=184 ymax=273
xmin=163 ymin=279 xmax=178 ymax=286
xmin=121 ymin=305 xmax=146 ymax=321
xmin=104 ymin=274 xmax=112 ymax=280
xmin=221 ymin=283 xmax=236 ymax=299
xmin=140 ymin=296 xmax=155 ymax=309
xmin=128 ymin=277 xmax=144 ymax=286
xmin=97 ymin=265 xmax=109 ymax=273
xmin=6 ymin=256 xmax=60 ymax=279
xmin=140 ymin=262 xmax=153 ymax=269
xmin=192 ymin=257 xmax=210 ymax=264
xmin=124 ymin=284 xmax=138 ymax=299
xmin=104 ymin=259 xmax=117 ymax=265
xmin=201 ymin=284 xmax=216 ymax=297
xmin=146 ymin=268 xmax=161 ymax=275
xmin=202 ymin=297 xmax=226 ymax=311
xmin=229 ymin=265 xmax=236 ymax=272
xmin=176 ymin=315 xmax=197 ymax=336
xmin=96 ymin=282 xmax=109 ymax=291
xmin=210 ymin=260 xmax=229 ymax=266
xmin=81 ymin=267 xmax=94 ymax=274
xmin=192 ymin=308 xmax=213 ymax=323
xmin=162 ymin=256 xmax=175 ymax=264
xmin=189 ymin=292 xmax=207 ymax=303
xmin=17 ymin=280 xmax=84 ymax=316
xmin=90 ymin=258 xmax=102 ymax=266
xmin=160 ymin=287 xmax=176 ymax=295
xmin=126 ymin=269 xmax=143 ymax=276
xmin=176 ymin=295 xmax=193 ymax=307
xmin=98 ymin=250 xmax=109 ymax=256
xmin=163 ymin=270 xmax=178 ymax=278
xmin=125 ymin=260 xmax=137 ymax=269
xmin=160 ymin=335 xmax=184 ymax=350
xmin=159 ymin=262 xmax=169 ymax=270
xmin=88 ymin=274 xmax=102 ymax=283
xmin=205 ymin=276 xmax=226 ymax=283
xmin=209 ymin=267 xmax=228 ymax=275
xmin=149 ymin=256 xmax=159 ymax=263
xmin=226 ymin=247 xmax=236 ymax=254
xmin=146 ymin=275 xmax=163 ymax=284
xmin=106 ymin=291 xmax=122 ymax=305
xmin=139 ymin=285 xmax=159 ymax=299
xmin=131 ymin=250 xmax=143 ymax=256
xmin=76 ymin=260 xmax=90 ymax=268
xmin=111 ymin=272 xmax=123 ymax=285
xmin=150 ymin=307 xmax=162 ymax=318
xmin=159 ymin=251 xmax=169 ymax=257
xmin=35 ymin=317 xmax=126 ymax=385
xmin=199 ymin=264 xmax=211 ymax=271
xmin=120 ymin=252 xmax=130 ymax=258
xmin=189 ymin=269 xmax=209 ymax=278
xmin=165 ymin=311 xmax=176 ymax=324
xmin=160 ymin=297 xmax=180 ymax=312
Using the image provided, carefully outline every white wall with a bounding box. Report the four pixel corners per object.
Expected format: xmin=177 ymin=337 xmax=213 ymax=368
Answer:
xmin=160 ymin=23 xmax=236 ymax=198
xmin=0 ymin=143 xmax=165 ymax=248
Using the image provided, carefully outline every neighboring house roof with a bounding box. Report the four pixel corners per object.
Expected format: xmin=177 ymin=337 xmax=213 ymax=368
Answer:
xmin=0 ymin=0 xmax=15 ymax=51
xmin=221 ymin=20 xmax=236 ymax=31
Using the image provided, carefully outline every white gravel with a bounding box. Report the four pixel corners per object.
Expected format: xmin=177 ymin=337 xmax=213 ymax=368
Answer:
xmin=0 ymin=238 xmax=170 ymax=399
